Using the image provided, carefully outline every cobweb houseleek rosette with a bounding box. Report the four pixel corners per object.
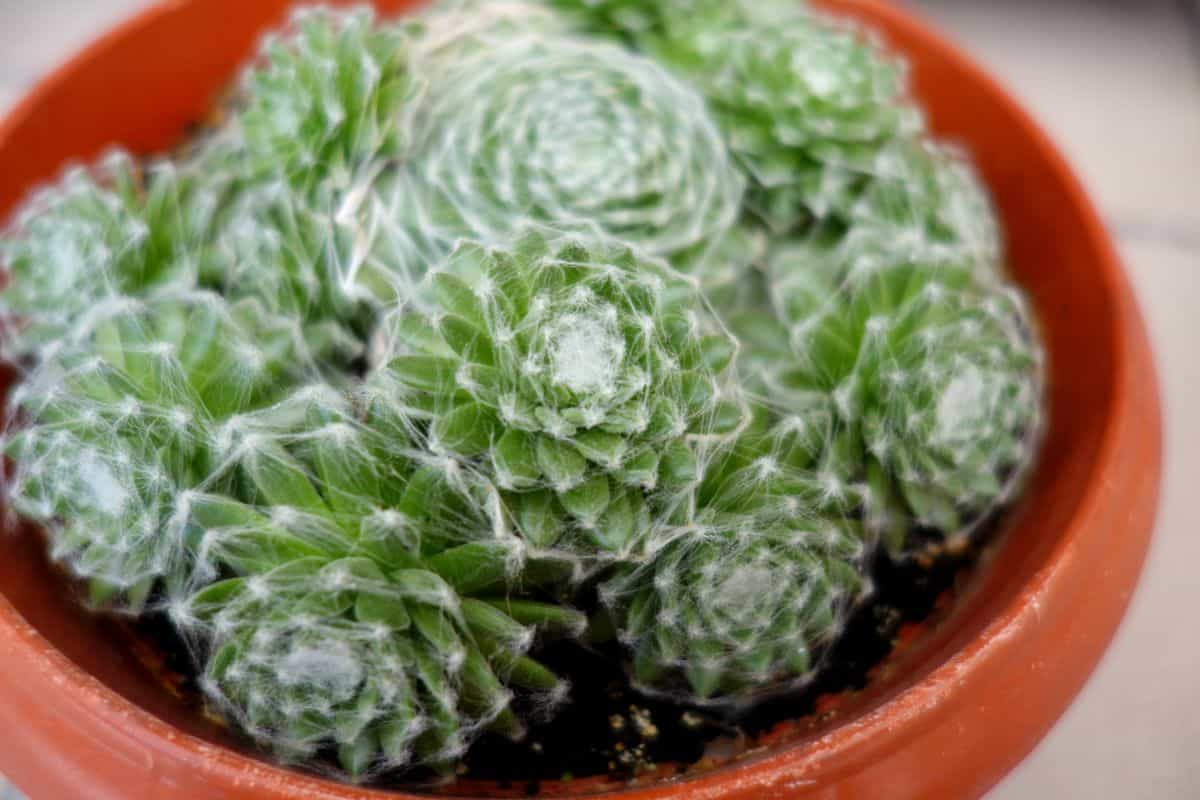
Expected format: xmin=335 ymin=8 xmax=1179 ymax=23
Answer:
xmin=374 ymin=229 xmax=748 ymax=558
xmin=207 ymin=178 xmax=383 ymax=366
xmin=0 ymin=152 xmax=223 ymax=359
xmin=3 ymin=290 xmax=312 ymax=610
xmin=765 ymin=246 xmax=1044 ymax=554
xmin=386 ymin=31 xmax=751 ymax=289
xmin=601 ymin=409 xmax=869 ymax=703
xmin=843 ymin=141 xmax=1003 ymax=273
xmin=750 ymin=141 xmax=1006 ymax=340
xmin=175 ymin=387 xmax=583 ymax=778
xmin=236 ymin=6 xmax=420 ymax=193
xmin=650 ymin=8 xmax=922 ymax=232
xmin=170 ymin=6 xmax=423 ymax=359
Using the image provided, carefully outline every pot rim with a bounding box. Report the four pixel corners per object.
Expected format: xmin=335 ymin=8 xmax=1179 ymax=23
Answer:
xmin=0 ymin=1 xmax=1161 ymax=798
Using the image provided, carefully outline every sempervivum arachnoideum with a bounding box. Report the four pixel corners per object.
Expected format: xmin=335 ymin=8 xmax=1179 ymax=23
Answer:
xmin=749 ymin=140 xmax=1006 ymax=332
xmin=765 ymin=246 xmax=1044 ymax=554
xmin=0 ymin=152 xmax=222 ymax=359
xmin=388 ymin=30 xmax=752 ymax=289
xmin=170 ymin=7 xmax=424 ymax=361
xmin=177 ymin=386 xmax=583 ymax=778
xmin=600 ymin=408 xmax=868 ymax=703
xmin=375 ymin=229 xmax=748 ymax=558
xmin=188 ymin=559 xmax=576 ymax=778
xmin=235 ymin=6 xmax=420 ymax=192
xmin=842 ymin=141 xmax=1003 ymax=272
xmin=649 ymin=6 xmax=922 ymax=232
xmin=3 ymin=290 xmax=311 ymax=610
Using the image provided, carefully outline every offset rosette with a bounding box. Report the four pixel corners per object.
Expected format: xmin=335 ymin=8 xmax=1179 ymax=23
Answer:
xmin=844 ymin=141 xmax=1002 ymax=272
xmin=377 ymin=229 xmax=747 ymax=556
xmin=179 ymin=388 xmax=583 ymax=779
xmin=766 ymin=249 xmax=1044 ymax=553
xmin=191 ymin=561 xmax=572 ymax=778
xmin=760 ymin=142 xmax=1005 ymax=335
xmin=396 ymin=32 xmax=748 ymax=286
xmin=0 ymin=152 xmax=221 ymax=358
xmin=195 ymin=7 xmax=425 ymax=353
xmin=3 ymin=291 xmax=309 ymax=610
xmin=602 ymin=409 xmax=868 ymax=703
xmin=237 ymin=6 xmax=420 ymax=191
xmin=652 ymin=9 xmax=920 ymax=231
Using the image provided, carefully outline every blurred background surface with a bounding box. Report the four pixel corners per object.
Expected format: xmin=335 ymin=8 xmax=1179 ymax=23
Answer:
xmin=0 ymin=0 xmax=1197 ymax=797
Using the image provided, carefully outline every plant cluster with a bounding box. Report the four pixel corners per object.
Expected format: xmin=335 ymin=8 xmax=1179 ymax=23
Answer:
xmin=0 ymin=0 xmax=1043 ymax=782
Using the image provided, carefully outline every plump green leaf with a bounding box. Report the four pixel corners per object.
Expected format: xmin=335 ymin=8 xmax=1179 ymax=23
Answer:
xmin=560 ymin=474 xmax=610 ymax=523
xmin=620 ymin=449 xmax=660 ymax=488
xmin=438 ymin=314 xmax=497 ymax=366
xmin=573 ymin=429 xmax=628 ymax=468
xmin=432 ymin=268 xmax=486 ymax=327
xmin=388 ymin=355 xmax=459 ymax=395
xmin=535 ymin=436 xmax=587 ymax=489
xmin=243 ymin=441 xmax=328 ymax=513
xmin=355 ymin=591 xmax=412 ymax=630
xmin=431 ymin=401 xmax=498 ymax=456
xmin=492 ymin=429 xmax=541 ymax=489
xmin=427 ymin=540 xmax=515 ymax=594
xmin=515 ymin=489 xmax=564 ymax=548
xmin=659 ymin=441 xmax=698 ymax=486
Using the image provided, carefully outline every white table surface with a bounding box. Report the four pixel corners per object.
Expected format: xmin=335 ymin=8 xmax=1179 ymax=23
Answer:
xmin=1 ymin=1 xmax=1197 ymax=797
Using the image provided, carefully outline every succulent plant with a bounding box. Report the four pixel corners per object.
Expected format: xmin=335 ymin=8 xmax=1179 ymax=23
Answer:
xmin=649 ymin=9 xmax=921 ymax=232
xmin=601 ymin=409 xmax=868 ymax=702
xmin=843 ymin=141 xmax=1002 ymax=272
xmin=0 ymin=152 xmax=221 ymax=359
xmin=189 ymin=560 xmax=575 ymax=778
xmin=3 ymin=290 xmax=311 ymax=610
xmin=375 ymin=229 xmax=748 ymax=557
xmin=164 ymin=7 xmax=422 ymax=360
xmin=236 ymin=6 xmax=419 ymax=192
xmin=744 ymin=142 xmax=1004 ymax=332
xmin=0 ymin=0 xmax=1049 ymax=780
xmin=391 ymin=31 xmax=750 ymax=288
xmin=206 ymin=179 xmax=382 ymax=367
xmin=764 ymin=247 xmax=1043 ymax=553
xmin=176 ymin=386 xmax=583 ymax=778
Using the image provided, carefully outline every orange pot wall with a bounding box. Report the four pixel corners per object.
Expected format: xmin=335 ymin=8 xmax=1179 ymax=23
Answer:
xmin=0 ymin=1 xmax=1161 ymax=799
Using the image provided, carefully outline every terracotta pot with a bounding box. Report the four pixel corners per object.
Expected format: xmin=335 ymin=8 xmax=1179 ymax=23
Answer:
xmin=0 ymin=1 xmax=1161 ymax=798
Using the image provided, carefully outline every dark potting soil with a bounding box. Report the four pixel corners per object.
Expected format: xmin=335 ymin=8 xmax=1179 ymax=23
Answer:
xmin=110 ymin=522 xmax=985 ymax=796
